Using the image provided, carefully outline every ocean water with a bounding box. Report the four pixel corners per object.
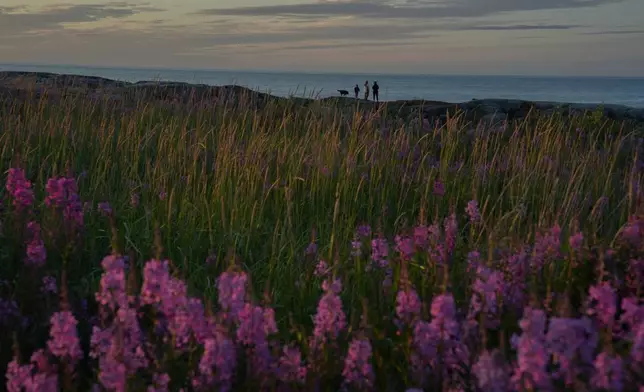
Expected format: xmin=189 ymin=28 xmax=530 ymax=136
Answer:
xmin=1 ymin=63 xmax=643 ymax=108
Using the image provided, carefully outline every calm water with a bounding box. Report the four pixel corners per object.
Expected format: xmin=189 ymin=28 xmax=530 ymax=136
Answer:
xmin=2 ymin=63 xmax=643 ymax=108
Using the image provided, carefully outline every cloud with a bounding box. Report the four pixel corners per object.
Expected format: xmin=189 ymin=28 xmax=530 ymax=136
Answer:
xmin=462 ymin=24 xmax=581 ymax=31
xmin=0 ymin=2 xmax=164 ymax=36
xmin=197 ymin=0 xmax=622 ymax=20
xmin=582 ymin=29 xmax=644 ymax=35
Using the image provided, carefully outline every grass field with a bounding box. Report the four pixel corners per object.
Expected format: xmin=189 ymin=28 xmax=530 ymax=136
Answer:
xmin=1 ymin=88 xmax=644 ymax=391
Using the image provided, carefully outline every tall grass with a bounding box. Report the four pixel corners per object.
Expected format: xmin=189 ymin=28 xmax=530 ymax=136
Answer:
xmin=1 ymin=88 xmax=643 ymax=390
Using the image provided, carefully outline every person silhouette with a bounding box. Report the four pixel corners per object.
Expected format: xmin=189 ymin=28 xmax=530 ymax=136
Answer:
xmin=364 ymin=80 xmax=370 ymax=101
xmin=354 ymin=84 xmax=360 ymax=99
xmin=372 ymin=81 xmax=380 ymax=102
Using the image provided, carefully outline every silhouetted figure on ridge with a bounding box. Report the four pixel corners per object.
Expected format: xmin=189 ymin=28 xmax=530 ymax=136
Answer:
xmin=372 ymin=81 xmax=380 ymax=102
xmin=364 ymin=80 xmax=370 ymax=100
xmin=354 ymin=84 xmax=360 ymax=99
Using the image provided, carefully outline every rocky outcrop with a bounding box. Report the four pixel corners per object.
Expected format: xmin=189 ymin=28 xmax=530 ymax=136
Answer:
xmin=1 ymin=71 xmax=643 ymax=127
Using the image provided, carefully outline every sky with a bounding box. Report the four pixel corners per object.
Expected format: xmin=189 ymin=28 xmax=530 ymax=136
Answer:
xmin=1 ymin=0 xmax=643 ymax=76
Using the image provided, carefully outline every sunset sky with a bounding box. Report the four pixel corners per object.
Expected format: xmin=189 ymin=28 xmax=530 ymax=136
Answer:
xmin=1 ymin=0 xmax=643 ymax=76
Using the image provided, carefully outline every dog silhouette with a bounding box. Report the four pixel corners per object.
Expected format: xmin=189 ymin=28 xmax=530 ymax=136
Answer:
xmin=337 ymin=89 xmax=349 ymax=96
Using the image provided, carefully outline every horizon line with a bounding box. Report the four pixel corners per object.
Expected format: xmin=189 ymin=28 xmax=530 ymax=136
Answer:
xmin=2 ymin=62 xmax=644 ymax=80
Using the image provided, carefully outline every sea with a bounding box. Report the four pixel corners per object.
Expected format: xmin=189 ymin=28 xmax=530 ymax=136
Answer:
xmin=1 ymin=63 xmax=643 ymax=108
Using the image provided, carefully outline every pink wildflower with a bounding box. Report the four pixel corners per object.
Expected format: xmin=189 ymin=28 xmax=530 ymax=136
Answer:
xmin=276 ymin=346 xmax=307 ymax=385
xmin=47 ymin=311 xmax=83 ymax=362
xmin=342 ymin=338 xmax=375 ymax=390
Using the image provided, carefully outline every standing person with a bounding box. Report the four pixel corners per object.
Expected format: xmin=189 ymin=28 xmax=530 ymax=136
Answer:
xmin=372 ymin=81 xmax=380 ymax=102
xmin=364 ymin=80 xmax=370 ymax=101
xmin=354 ymin=84 xmax=360 ymax=99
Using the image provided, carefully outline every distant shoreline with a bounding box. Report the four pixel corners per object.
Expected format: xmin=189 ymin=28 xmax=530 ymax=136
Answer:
xmin=1 ymin=70 xmax=643 ymax=125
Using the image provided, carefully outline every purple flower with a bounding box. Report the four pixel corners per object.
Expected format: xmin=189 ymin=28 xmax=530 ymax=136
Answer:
xmin=305 ymin=242 xmax=318 ymax=256
xmin=148 ymin=373 xmax=170 ymax=392
xmin=356 ymin=225 xmax=371 ymax=238
xmin=591 ymin=352 xmax=624 ymax=392
xmin=236 ymin=303 xmax=277 ymax=346
xmin=216 ymin=271 xmax=248 ymax=320
xmin=25 ymin=223 xmax=47 ymax=268
xmin=314 ymin=259 xmax=330 ymax=278
xmin=276 ymin=346 xmax=307 ymax=385
xmin=587 ymin=281 xmax=617 ymax=329
xmin=98 ymin=202 xmax=112 ymax=216
xmin=47 ymin=311 xmax=83 ymax=362
xmin=468 ymin=266 xmax=505 ymax=330
xmin=5 ymin=359 xmax=34 ymax=392
xmin=412 ymin=294 xmax=468 ymax=380
xmin=312 ymin=279 xmax=346 ymax=346
xmin=6 ymin=168 xmax=35 ymax=210
xmin=396 ymin=288 xmax=422 ymax=326
xmin=511 ymin=307 xmax=551 ymax=391
xmin=371 ymin=237 xmax=389 ymax=268
xmin=433 ymin=180 xmax=445 ymax=196
xmin=98 ymin=355 xmax=127 ymax=392
xmin=195 ymin=332 xmax=237 ymax=392
xmin=342 ymin=338 xmax=375 ymax=390
xmin=41 ymin=276 xmax=58 ymax=295
xmin=545 ymin=317 xmax=598 ymax=385
xmin=413 ymin=225 xmax=429 ymax=250
xmin=394 ymin=235 xmax=415 ymax=260
xmin=569 ymin=232 xmax=584 ymax=253
xmin=96 ymin=255 xmax=127 ymax=311
xmin=472 ymin=350 xmax=510 ymax=392
xmin=531 ymin=224 xmax=561 ymax=273
xmin=45 ymin=176 xmax=84 ymax=228
xmin=140 ymin=259 xmax=170 ymax=306
xmin=466 ymin=200 xmax=481 ymax=223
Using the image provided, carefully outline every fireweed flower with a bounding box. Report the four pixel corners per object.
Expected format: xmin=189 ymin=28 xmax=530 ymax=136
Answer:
xmin=96 ymin=255 xmax=127 ymax=311
xmin=312 ymin=279 xmax=346 ymax=347
xmin=412 ymin=294 xmax=468 ymax=380
xmin=510 ymin=307 xmax=551 ymax=392
xmin=314 ymin=259 xmax=330 ymax=278
xmin=569 ymin=232 xmax=584 ymax=253
xmin=371 ymin=237 xmax=389 ymax=268
xmin=587 ymin=281 xmax=618 ymax=329
xmin=356 ymin=224 xmax=371 ymax=238
xmin=591 ymin=352 xmax=624 ymax=392
xmin=305 ymin=241 xmax=318 ymax=256
xmin=395 ymin=235 xmax=415 ymax=260
xmin=618 ymin=297 xmax=644 ymax=340
xmin=396 ymin=287 xmax=422 ymax=326
xmin=195 ymin=332 xmax=236 ymax=392
xmin=413 ymin=225 xmax=429 ymax=250
xmin=47 ymin=311 xmax=83 ymax=362
xmin=6 ymin=168 xmax=35 ymax=210
xmin=5 ymin=358 xmax=34 ymax=392
xmin=466 ymin=200 xmax=481 ymax=224
xmin=45 ymin=176 xmax=84 ymax=228
xmin=468 ymin=266 xmax=505 ymax=330
xmin=531 ymin=224 xmax=561 ymax=273
xmin=148 ymin=373 xmax=170 ymax=392
xmin=502 ymin=250 xmax=529 ymax=312
xmin=545 ymin=317 xmax=598 ymax=385
xmin=627 ymin=259 xmax=644 ymax=294
xmin=216 ymin=271 xmax=248 ymax=320
xmin=342 ymin=338 xmax=375 ymax=390
xmin=25 ymin=222 xmax=46 ymax=267
xmin=140 ymin=259 xmax=171 ymax=306
xmin=472 ymin=350 xmax=510 ymax=392
xmin=277 ymin=346 xmax=307 ymax=385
